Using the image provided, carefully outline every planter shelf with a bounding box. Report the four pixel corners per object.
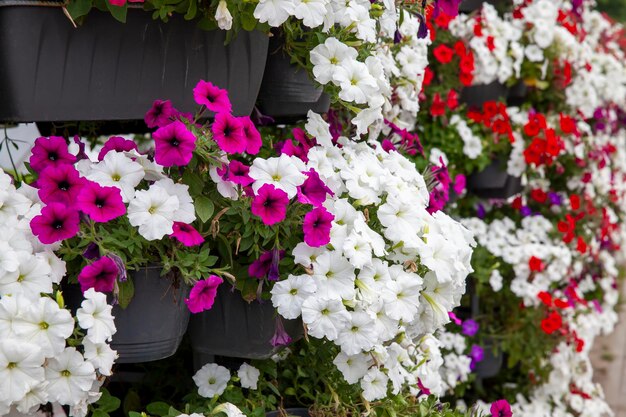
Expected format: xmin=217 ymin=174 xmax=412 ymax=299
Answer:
xmin=0 ymin=3 xmax=268 ymax=122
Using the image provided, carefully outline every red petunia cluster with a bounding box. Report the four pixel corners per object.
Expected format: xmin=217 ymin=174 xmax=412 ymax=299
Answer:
xmin=467 ymin=101 xmax=514 ymax=142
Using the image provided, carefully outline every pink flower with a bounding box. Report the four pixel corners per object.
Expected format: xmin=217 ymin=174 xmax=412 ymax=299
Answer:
xmin=239 ymin=116 xmax=262 ymax=155
xmin=193 ymin=80 xmax=232 ymax=114
xmin=302 ymin=206 xmax=334 ymax=247
xmin=78 ymin=257 xmax=118 ymax=293
xmin=37 ymin=164 xmax=86 ymax=205
xmin=270 ymin=317 xmax=292 ymax=347
xmin=185 ymin=275 xmax=223 ymax=313
xmin=98 ymin=136 xmax=139 ymax=161
xmin=226 ymin=160 xmax=253 ymax=186
xmin=145 ymin=99 xmax=176 ymax=129
xmin=107 ymin=0 xmax=125 ymax=5
xmin=297 ymin=169 xmax=333 ymax=207
xmin=29 ymin=136 xmax=76 ymax=173
xmin=212 ymin=113 xmax=246 ymax=154
xmin=251 ymin=184 xmax=289 ymax=225
xmin=76 ymin=181 xmax=126 ymax=222
xmin=153 ymin=120 xmax=197 ymax=167
xmin=490 ymin=400 xmax=512 ymax=417
xmin=30 ymin=203 xmax=80 ymax=244
xmin=171 ymin=222 xmax=204 ymax=246
xmin=453 ymin=174 xmax=466 ymax=195
xmin=248 ymin=249 xmax=285 ymax=280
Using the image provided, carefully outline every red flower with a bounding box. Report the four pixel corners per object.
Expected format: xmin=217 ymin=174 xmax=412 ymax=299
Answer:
xmin=576 ymin=236 xmax=587 ymax=254
xmin=430 ymin=93 xmax=446 ymax=117
xmin=486 ymin=35 xmax=496 ymax=51
xmin=569 ymin=194 xmax=581 ymax=210
xmin=453 ymin=40 xmax=466 ymax=56
xmin=433 ymin=44 xmax=454 ymax=64
xmin=524 ymin=113 xmax=546 ymax=137
xmin=559 ymin=113 xmax=577 ymax=134
xmin=423 ymin=67 xmax=434 ymax=87
xmin=446 ymin=89 xmax=458 ymax=109
xmin=541 ymin=311 xmax=562 ymax=334
xmin=538 ymin=291 xmax=552 ymax=306
xmin=529 ymin=256 xmax=545 ymax=272
xmin=530 ymin=188 xmax=548 ymax=204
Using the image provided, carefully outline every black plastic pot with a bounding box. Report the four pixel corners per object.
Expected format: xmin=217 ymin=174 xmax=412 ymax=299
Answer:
xmin=466 ymin=159 xmax=522 ymax=199
xmin=506 ymin=81 xmax=528 ymax=107
xmin=460 ymin=81 xmax=508 ymax=108
xmin=0 ymin=3 xmax=268 ymax=122
xmin=111 ymin=267 xmax=190 ymax=363
xmin=189 ymin=285 xmax=303 ymax=360
xmin=475 ymin=340 xmax=503 ymax=378
xmin=256 ymin=35 xmax=330 ymax=123
xmin=459 ymin=0 xmax=508 ymax=14
xmin=266 ymin=409 xmax=311 ymax=417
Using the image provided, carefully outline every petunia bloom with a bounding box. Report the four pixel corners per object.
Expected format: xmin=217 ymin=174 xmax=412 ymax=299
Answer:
xmin=77 ymin=257 xmax=118 ymax=294
xmin=37 ymin=164 xmax=86 ymax=205
xmin=490 ymin=400 xmax=512 ymax=417
xmin=302 ymin=206 xmax=334 ymax=247
xmin=97 ymin=136 xmax=139 ymax=161
xmin=76 ymin=181 xmax=126 ymax=223
xmin=29 ymin=136 xmax=76 ymax=173
xmin=145 ymin=99 xmax=176 ymax=129
xmin=193 ymin=80 xmax=232 ymax=114
xmin=248 ymin=249 xmax=285 ymax=280
xmin=461 ymin=319 xmax=479 ymax=336
xmin=239 ymin=116 xmax=262 ymax=155
xmin=226 ymin=160 xmax=254 ymax=186
xmin=212 ymin=112 xmax=247 ymax=154
xmin=251 ymin=184 xmax=289 ymax=225
xmin=297 ymin=169 xmax=334 ymax=207
xmin=185 ymin=275 xmax=223 ymax=313
xmin=170 ymin=222 xmax=204 ymax=246
xmin=153 ymin=121 xmax=197 ymax=167
xmin=30 ymin=203 xmax=80 ymax=244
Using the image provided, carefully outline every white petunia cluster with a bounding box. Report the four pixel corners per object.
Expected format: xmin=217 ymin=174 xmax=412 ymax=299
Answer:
xmin=0 ymin=169 xmax=117 ymax=417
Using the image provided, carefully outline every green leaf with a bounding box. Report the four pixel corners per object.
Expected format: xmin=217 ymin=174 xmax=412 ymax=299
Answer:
xmin=195 ymin=196 xmax=215 ymax=223
xmin=182 ymin=170 xmax=204 ymax=196
xmin=66 ymin=0 xmax=93 ymax=19
xmin=118 ymin=278 xmax=135 ymax=309
xmin=147 ymin=402 xmax=171 ymax=417
xmin=96 ymin=388 xmax=121 ymax=413
xmin=184 ymin=0 xmax=197 ymax=20
xmin=105 ymin=0 xmax=127 ymax=22
xmin=92 ymin=410 xmax=109 ymax=417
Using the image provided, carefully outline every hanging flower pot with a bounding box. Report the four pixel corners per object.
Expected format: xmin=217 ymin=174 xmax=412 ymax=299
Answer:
xmin=506 ymin=81 xmax=528 ymax=107
xmin=111 ymin=266 xmax=190 ymax=363
xmin=0 ymin=3 xmax=268 ymax=122
xmin=458 ymin=0 xmax=508 ymax=14
xmin=460 ymin=81 xmax=508 ymax=108
xmin=474 ymin=339 xmax=504 ymax=379
xmin=466 ymin=159 xmax=522 ymax=199
xmin=189 ymin=285 xmax=303 ymax=360
xmin=256 ymin=33 xmax=330 ymax=123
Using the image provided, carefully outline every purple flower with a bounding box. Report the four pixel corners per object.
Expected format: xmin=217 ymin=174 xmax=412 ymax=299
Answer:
xmin=248 ymin=250 xmax=285 ymax=280
xmin=462 ymin=319 xmax=479 ymax=336
xmin=520 ymin=206 xmax=532 ymax=217
xmin=470 ymin=344 xmax=484 ymax=363
xmin=270 ymin=317 xmax=292 ymax=347
xmin=107 ymin=253 xmax=127 ymax=282
xmin=226 ymin=160 xmax=253 ymax=186
xmin=78 ymin=257 xmax=118 ymax=293
xmin=303 ymin=207 xmax=334 ymax=247
xmin=477 ymin=203 xmax=486 ymax=219
xmin=268 ymin=248 xmax=282 ymax=281
xmin=145 ymin=99 xmax=176 ymax=129
xmin=83 ymin=243 xmax=100 ymax=260
xmin=73 ymin=136 xmax=89 ymax=161
xmin=434 ymin=0 xmax=463 ymax=18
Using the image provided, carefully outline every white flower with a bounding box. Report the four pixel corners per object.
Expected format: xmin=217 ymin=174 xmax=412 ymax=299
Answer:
xmin=0 ymin=252 xmax=52 ymax=299
xmin=212 ymin=403 xmax=246 ymax=417
xmin=76 ymin=288 xmax=117 ymax=344
xmin=193 ymin=363 xmax=231 ymax=398
xmin=271 ymin=274 xmax=317 ymax=319
xmin=381 ymin=267 xmax=422 ymax=322
xmin=0 ymin=241 xmax=19 ymax=274
xmin=12 ymin=297 xmax=74 ymax=357
xmin=237 ymin=363 xmax=260 ymax=389
xmin=292 ymin=242 xmax=325 ymax=268
xmin=249 ymin=154 xmax=306 ymax=198
xmin=45 ymin=347 xmax=96 ymax=406
xmin=333 ymin=351 xmax=370 ymax=384
xmin=210 ymin=166 xmax=239 ymax=201
xmin=305 ymin=111 xmax=333 ymax=148
xmin=253 ymin=0 xmax=295 ymax=27
xmin=336 ymin=311 xmax=377 ymax=355
xmin=311 ymin=251 xmax=356 ymax=301
xmin=82 ymin=339 xmax=118 ymax=376
xmin=310 ymin=38 xmax=358 ymax=85
xmin=127 ymin=186 xmax=179 ymax=240
xmin=293 ymin=0 xmax=327 ymax=28
xmin=489 ymin=269 xmax=503 ymax=292
xmin=215 ymin=0 xmax=233 ymax=30
xmin=360 ymin=368 xmax=389 ymax=401
xmin=16 ymin=382 xmax=49 ymax=415
xmin=87 ymin=152 xmax=144 ymax=202
xmin=301 ymin=297 xmax=350 ymax=341
xmin=332 ymin=60 xmax=378 ymax=104
xmin=351 ymin=106 xmax=383 ymax=136
xmin=0 ymin=339 xmax=45 ymax=404
xmin=153 ymin=178 xmax=196 ymax=224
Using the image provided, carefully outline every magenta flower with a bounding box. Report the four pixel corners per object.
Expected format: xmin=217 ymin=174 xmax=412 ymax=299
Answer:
xmin=76 ymin=181 xmax=126 ymax=223
xmin=145 ymin=99 xmax=176 ymax=128
xmin=490 ymin=400 xmax=512 ymax=417
xmin=453 ymin=174 xmax=466 ymax=195
xmin=239 ymin=116 xmax=262 ymax=155
xmin=193 ymin=80 xmax=232 ymax=114
xmin=297 ymin=169 xmax=334 ymax=207
xmin=302 ymin=206 xmax=334 ymax=247
xmin=270 ymin=317 xmax=292 ymax=347
xmin=30 ymin=203 xmax=80 ymax=244
xmin=461 ymin=319 xmax=479 ymax=336
xmin=248 ymin=249 xmax=285 ymax=280
xmin=226 ymin=160 xmax=253 ymax=186
xmin=171 ymin=222 xmax=204 ymax=246
xmin=251 ymin=184 xmax=289 ymax=225
xmin=78 ymin=257 xmax=118 ymax=293
xmin=37 ymin=164 xmax=86 ymax=205
xmin=98 ymin=136 xmax=139 ymax=161
xmin=185 ymin=275 xmax=224 ymax=313
xmin=212 ymin=112 xmax=246 ymax=154
xmin=153 ymin=120 xmax=197 ymax=167
xmin=29 ymin=136 xmax=76 ymax=173
xmin=434 ymin=0 xmax=463 ymax=18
